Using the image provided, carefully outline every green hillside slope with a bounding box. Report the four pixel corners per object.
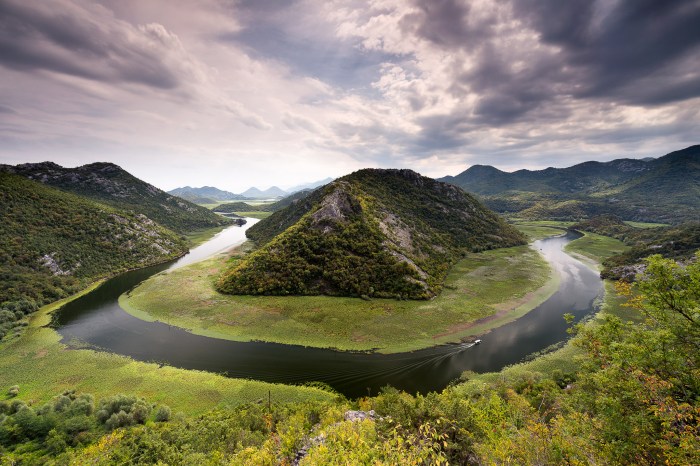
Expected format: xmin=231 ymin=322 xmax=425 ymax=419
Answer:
xmin=440 ymin=145 xmax=699 ymax=223
xmin=0 ymin=172 xmax=188 ymax=340
xmin=217 ymin=169 xmax=525 ymax=299
xmin=3 ymin=162 xmax=231 ymax=234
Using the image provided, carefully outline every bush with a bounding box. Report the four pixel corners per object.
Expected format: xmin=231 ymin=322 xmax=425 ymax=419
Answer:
xmin=154 ymin=405 xmax=171 ymax=422
xmin=8 ymin=385 xmax=19 ymax=397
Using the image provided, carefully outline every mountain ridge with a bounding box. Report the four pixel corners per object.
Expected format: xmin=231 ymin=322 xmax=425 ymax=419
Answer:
xmin=0 ymin=171 xmax=188 ymax=340
xmin=2 ymin=162 xmax=231 ymax=234
xmin=439 ymin=145 xmax=699 ymax=223
xmin=168 ymin=186 xmax=249 ymax=202
xmin=217 ymin=168 xmax=525 ymax=299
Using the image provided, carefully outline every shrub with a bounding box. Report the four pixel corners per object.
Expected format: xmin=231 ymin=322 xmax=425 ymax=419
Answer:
xmin=154 ymin=405 xmax=171 ymax=422
xmin=8 ymin=385 xmax=19 ymax=397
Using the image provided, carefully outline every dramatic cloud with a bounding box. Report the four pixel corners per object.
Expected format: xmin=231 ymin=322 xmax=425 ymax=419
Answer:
xmin=0 ymin=0 xmax=698 ymax=191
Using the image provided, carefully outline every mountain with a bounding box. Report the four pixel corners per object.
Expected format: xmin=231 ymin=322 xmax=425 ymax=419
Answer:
xmin=0 ymin=172 xmax=188 ymax=340
xmin=2 ymin=162 xmax=231 ymax=234
xmin=216 ymin=169 xmax=525 ymax=300
xmin=240 ymin=186 xmax=288 ymax=199
xmin=262 ymin=189 xmax=313 ymax=212
xmin=286 ymin=177 xmax=334 ymax=193
xmin=168 ymin=186 xmax=248 ymax=202
xmin=211 ymin=202 xmax=256 ymax=213
xmin=212 ymin=191 xmax=314 ymax=215
xmin=439 ymin=145 xmax=700 ymax=223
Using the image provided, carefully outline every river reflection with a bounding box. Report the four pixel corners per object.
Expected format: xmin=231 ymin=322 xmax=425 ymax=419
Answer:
xmin=55 ymin=227 xmax=602 ymax=398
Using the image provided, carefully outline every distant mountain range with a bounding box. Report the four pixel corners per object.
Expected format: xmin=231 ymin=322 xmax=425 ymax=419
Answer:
xmin=168 ymin=186 xmax=248 ymax=203
xmin=169 ymin=177 xmax=333 ymax=202
xmin=3 ymin=162 xmax=230 ymax=234
xmin=439 ymin=145 xmax=699 ymax=223
xmin=217 ymin=169 xmax=524 ymax=299
xmin=286 ymin=177 xmax=334 ymax=193
xmin=240 ymin=186 xmax=287 ymax=199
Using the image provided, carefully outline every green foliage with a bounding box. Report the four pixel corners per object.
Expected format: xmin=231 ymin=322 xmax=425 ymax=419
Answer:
xmin=154 ymin=405 xmax=171 ymax=422
xmin=0 ymin=390 xmax=166 ymax=463
xmin=4 ymin=256 xmax=699 ymax=464
xmin=443 ymin=145 xmax=700 ymax=224
xmin=601 ymin=223 xmax=700 ymax=280
xmin=212 ymin=201 xmax=256 ymax=212
xmin=3 ymin=161 xmax=231 ymax=234
xmin=0 ymin=172 xmax=189 ymax=342
xmin=219 ymin=169 xmax=525 ymax=299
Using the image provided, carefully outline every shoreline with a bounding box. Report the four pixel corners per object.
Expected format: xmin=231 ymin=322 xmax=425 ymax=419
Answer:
xmin=119 ymin=238 xmax=564 ymax=354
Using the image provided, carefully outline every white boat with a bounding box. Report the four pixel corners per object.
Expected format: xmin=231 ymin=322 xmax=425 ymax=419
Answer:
xmin=474 ymin=339 xmax=482 ymax=345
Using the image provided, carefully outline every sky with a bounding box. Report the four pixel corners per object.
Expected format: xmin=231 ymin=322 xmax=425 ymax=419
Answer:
xmin=0 ymin=0 xmax=698 ymax=193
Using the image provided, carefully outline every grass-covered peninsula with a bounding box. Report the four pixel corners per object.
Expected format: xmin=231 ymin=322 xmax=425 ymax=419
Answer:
xmin=122 ymin=237 xmax=555 ymax=353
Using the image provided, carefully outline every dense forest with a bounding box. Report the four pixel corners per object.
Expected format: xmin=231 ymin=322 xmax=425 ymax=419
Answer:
xmin=217 ymin=169 xmax=525 ymax=299
xmin=3 ymin=254 xmax=698 ymax=464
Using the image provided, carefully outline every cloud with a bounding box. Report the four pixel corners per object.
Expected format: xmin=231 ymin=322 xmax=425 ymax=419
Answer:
xmin=514 ymin=0 xmax=700 ymax=105
xmin=0 ymin=0 xmax=198 ymax=90
xmin=0 ymin=0 xmax=698 ymax=189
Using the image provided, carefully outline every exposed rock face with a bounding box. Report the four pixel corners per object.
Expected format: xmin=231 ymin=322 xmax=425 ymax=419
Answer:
xmin=217 ymin=168 xmax=525 ymax=300
xmin=309 ymin=183 xmax=360 ymax=233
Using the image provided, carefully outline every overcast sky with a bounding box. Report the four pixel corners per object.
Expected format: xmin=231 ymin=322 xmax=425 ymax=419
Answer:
xmin=1 ymin=0 xmax=698 ymax=192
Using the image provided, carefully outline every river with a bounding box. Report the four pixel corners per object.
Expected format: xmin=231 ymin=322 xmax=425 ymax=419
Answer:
xmin=53 ymin=222 xmax=603 ymax=398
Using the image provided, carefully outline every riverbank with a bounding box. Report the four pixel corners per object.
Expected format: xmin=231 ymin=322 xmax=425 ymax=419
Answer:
xmin=0 ymin=286 xmax=336 ymax=416
xmin=121 ymin=231 xmax=558 ymax=353
xmin=465 ymin=230 xmax=634 ymax=387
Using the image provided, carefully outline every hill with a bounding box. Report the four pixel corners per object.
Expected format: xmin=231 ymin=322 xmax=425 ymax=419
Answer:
xmin=570 ymin=214 xmax=700 ymax=280
xmin=241 ymin=186 xmax=287 ymax=199
xmin=286 ymin=177 xmax=334 ymax=193
xmin=212 ymin=190 xmax=314 ymax=215
xmin=168 ymin=186 xmax=248 ymax=202
xmin=2 ymin=162 xmax=231 ymax=234
xmin=0 ymin=172 xmax=187 ymax=340
xmin=211 ymin=202 xmax=256 ymax=213
xmin=440 ymin=145 xmax=700 ymax=223
xmin=217 ymin=169 xmax=525 ymax=299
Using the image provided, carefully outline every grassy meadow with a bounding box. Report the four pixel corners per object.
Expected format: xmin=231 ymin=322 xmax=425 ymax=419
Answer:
xmin=0 ymin=285 xmax=336 ymax=417
xmin=564 ymin=231 xmax=629 ymax=270
xmin=122 ymin=241 xmax=556 ymax=353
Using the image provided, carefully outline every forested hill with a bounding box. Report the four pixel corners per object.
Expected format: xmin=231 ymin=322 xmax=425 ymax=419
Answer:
xmin=0 ymin=172 xmax=188 ymax=341
xmin=2 ymin=162 xmax=231 ymax=234
xmin=439 ymin=145 xmax=700 ymax=223
xmin=217 ymin=168 xmax=525 ymax=300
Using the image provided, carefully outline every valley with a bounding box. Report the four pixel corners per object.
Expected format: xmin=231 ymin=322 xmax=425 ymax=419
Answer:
xmin=1 ymin=147 xmax=697 ymax=464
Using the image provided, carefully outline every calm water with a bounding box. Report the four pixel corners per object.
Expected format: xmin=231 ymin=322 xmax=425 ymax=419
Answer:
xmin=54 ymin=225 xmax=602 ymax=398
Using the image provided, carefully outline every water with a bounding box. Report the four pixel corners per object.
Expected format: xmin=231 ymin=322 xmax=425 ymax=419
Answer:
xmin=54 ymin=226 xmax=602 ymax=398
xmin=169 ymin=218 xmax=258 ymax=270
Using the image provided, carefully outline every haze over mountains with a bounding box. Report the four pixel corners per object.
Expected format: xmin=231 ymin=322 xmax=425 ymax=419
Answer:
xmin=439 ymin=145 xmax=699 ymax=224
xmin=169 ymin=177 xmax=334 ymax=203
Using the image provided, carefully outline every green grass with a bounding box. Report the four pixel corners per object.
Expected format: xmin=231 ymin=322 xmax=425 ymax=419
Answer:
xmin=623 ymin=221 xmax=669 ymax=229
xmin=0 ymin=287 xmax=335 ymax=416
xmin=513 ymin=222 xmax=567 ymax=240
xmin=121 ymin=243 xmax=556 ymax=353
xmin=464 ymin=280 xmax=640 ymax=388
xmin=564 ymin=231 xmax=629 ymax=269
xmin=184 ymin=225 xmax=231 ymax=247
xmin=233 ymin=211 xmax=273 ymax=219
